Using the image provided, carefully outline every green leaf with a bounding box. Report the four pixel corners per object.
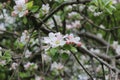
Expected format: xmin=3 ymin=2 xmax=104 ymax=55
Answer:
xmin=31 ymin=6 xmax=39 ymax=13
xmin=105 ymin=7 xmax=112 ymax=14
xmin=50 ymin=48 xmax=58 ymax=56
xmin=19 ymin=72 xmax=30 ymax=78
xmin=26 ymin=1 xmax=33 ymax=10
xmin=52 ymin=53 xmax=59 ymax=61
xmin=63 ymin=45 xmax=71 ymax=50
xmin=2 ymin=50 xmax=12 ymax=63
xmin=70 ymin=46 xmax=78 ymax=53
xmin=19 ymin=42 xmax=24 ymax=49
xmin=23 ymin=17 xmax=27 ymax=24
xmin=61 ymin=53 xmax=69 ymax=60
xmin=0 ymin=73 xmax=5 ymax=80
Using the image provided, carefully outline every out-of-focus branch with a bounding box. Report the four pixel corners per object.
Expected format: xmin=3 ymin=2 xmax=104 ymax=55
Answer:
xmin=78 ymin=47 xmax=120 ymax=73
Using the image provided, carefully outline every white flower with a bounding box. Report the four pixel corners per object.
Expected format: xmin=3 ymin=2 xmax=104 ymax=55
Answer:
xmin=68 ymin=12 xmax=78 ymax=18
xmin=15 ymin=0 xmax=26 ymax=5
xmin=116 ymin=45 xmax=120 ymax=55
xmin=0 ymin=60 xmax=6 ymax=66
xmin=10 ymin=62 xmax=18 ymax=70
xmin=66 ymin=24 xmax=73 ymax=29
xmin=66 ymin=21 xmax=81 ymax=30
xmin=94 ymin=12 xmax=102 ymax=16
xmin=51 ymin=62 xmax=64 ymax=70
xmin=112 ymin=41 xmax=118 ymax=49
xmin=35 ymin=75 xmax=44 ymax=80
xmin=46 ymin=19 xmax=54 ymax=28
xmin=54 ymin=15 xmax=62 ymax=26
xmin=0 ymin=14 xmax=3 ymax=19
xmin=78 ymin=74 xmax=88 ymax=80
xmin=72 ymin=20 xmax=81 ymax=28
xmin=2 ymin=9 xmax=16 ymax=26
xmin=34 ymin=13 xmax=39 ymax=18
xmin=99 ymin=24 xmax=105 ymax=29
xmin=42 ymin=54 xmax=51 ymax=63
xmin=25 ymin=50 xmax=32 ymax=58
xmin=79 ymin=4 xmax=85 ymax=11
xmin=43 ymin=32 xmax=66 ymax=48
xmin=65 ymin=5 xmax=72 ymax=11
xmin=113 ymin=0 xmax=117 ymax=4
xmin=0 ymin=23 xmax=6 ymax=34
xmin=41 ymin=4 xmax=50 ymax=14
xmin=88 ymin=5 xmax=97 ymax=12
xmin=96 ymin=33 xmax=102 ymax=38
xmin=90 ymin=48 xmax=100 ymax=54
xmin=0 ymin=47 xmax=2 ymax=50
xmin=20 ymin=30 xmax=29 ymax=44
xmin=12 ymin=0 xmax=28 ymax=17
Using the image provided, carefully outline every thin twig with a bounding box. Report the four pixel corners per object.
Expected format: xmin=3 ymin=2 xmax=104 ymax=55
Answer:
xmin=70 ymin=50 xmax=94 ymax=80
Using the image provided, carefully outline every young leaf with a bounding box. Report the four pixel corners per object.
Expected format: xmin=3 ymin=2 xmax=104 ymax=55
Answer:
xmin=26 ymin=1 xmax=33 ymax=10
xmin=31 ymin=6 xmax=39 ymax=13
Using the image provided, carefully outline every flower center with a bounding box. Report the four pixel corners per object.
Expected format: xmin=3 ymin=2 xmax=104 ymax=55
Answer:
xmin=55 ymin=40 xmax=60 ymax=44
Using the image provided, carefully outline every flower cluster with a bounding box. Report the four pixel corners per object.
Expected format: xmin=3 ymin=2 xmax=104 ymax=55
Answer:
xmin=43 ymin=32 xmax=81 ymax=49
xmin=12 ymin=0 xmax=28 ymax=17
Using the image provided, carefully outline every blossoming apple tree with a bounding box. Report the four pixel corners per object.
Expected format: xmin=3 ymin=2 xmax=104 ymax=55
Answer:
xmin=0 ymin=0 xmax=120 ymax=80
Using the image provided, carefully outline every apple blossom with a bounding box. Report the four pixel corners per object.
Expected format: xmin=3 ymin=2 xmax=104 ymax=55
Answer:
xmin=43 ymin=32 xmax=66 ymax=48
xmin=99 ymin=24 xmax=105 ymax=29
xmin=51 ymin=62 xmax=64 ymax=71
xmin=112 ymin=41 xmax=118 ymax=49
xmin=68 ymin=12 xmax=78 ymax=18
xmin=65 ymin=5 xmax=72 ymax=11
xmin=12 ymin=0 xmax=28 ymax=17
xmin=41 ymin=4 xmax=50 ymax=15
xmin=111 ymin=41 xmax=120 ymax=55
xmin=46 ymin=19 xmax=55 ymax=29
xmin=78 ymin=74 xmax=89 ymax=80
xmin=0 ymin=60 xmax=6 ymax=66
xmin=66 ymin=21 xmax=81 ymax=30
xmin=94 ymin=12 xmax=103 ymax=16
xmin=1 ymin=9 xmax=16 ymax=26
xmin=35 ymin=75 xmax=44 ymax=80
xmin=25 ymin=49 xmax=32 ymax=58
xmin=115 ymin=45 xmax=120 ymax=55
xmin=0 ymin=23 xmax=6 ymax=34
xmin=20 ymin=30 xmax=29 ymax=44
xmin=96 ymin=33 xmax=103 ymax=38
xmin=42 ymin=53 xmax=51 ymax=63
xmin=54 ymin=15 xmax=62 ymax=26
xmin=72 ymin=20 xmax=81 ymax=28
xmin=88 ymin=5 xmax=97 ymax=12
xmin=79 ymin=4 xmax=86 ymax=11
xmin=90 ymin=48 xmax=100 ymax=54
xmin=66 ymin=24 xmax=73 ymax=29
xmin=10 ymin=62 xmax=18 ymax=70
xmin=43 ymin=32 xmax=81 ymax=48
